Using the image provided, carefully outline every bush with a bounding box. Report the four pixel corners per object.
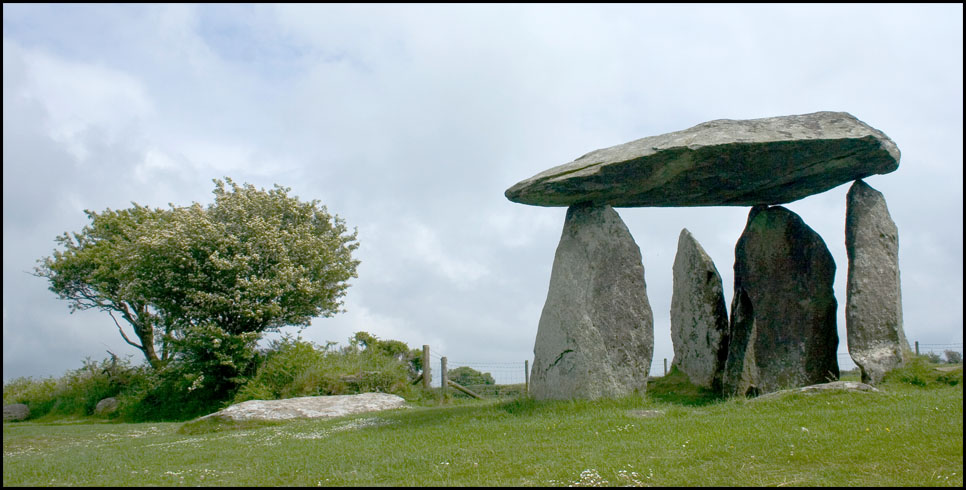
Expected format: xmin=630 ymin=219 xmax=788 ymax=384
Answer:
xmin=923 ymin=351 xmax=943 ymax=363
xmin=448 ymin=366 xmax=496 ymax=387
xmin=233 ymin=332 xmax=416 ymax=404
xmin=2 ymin=354 xmax=152 ymax=420
xmin=945 ymin=350 xmax=963 ymax=364
xmin=2 ymin=376 xmax=58 ymax=417
xmin=882 ymin=355 xmax=961 ymax=387
xmin=167 ymin=324 xmax=262 ymax=402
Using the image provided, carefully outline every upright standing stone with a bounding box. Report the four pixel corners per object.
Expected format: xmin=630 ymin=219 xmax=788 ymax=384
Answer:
xmin=530 ymin=203 xmax=653 ymax=400
xmin=723 ymin=206 xmax=839 ymax=396
xmin=846 ymin=180 xmax=910 ymax=384
xmin=670 ymin=228 xmax=730 ymax=392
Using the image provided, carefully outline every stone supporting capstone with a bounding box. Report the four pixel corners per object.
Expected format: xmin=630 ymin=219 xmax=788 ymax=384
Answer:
xmin=845 ymin=180 xmax=910 ymax=384
xmin=723 ymin=206 xmax=839 ymax=396
xmin=529 ymin=203 xmax=653 ymax=400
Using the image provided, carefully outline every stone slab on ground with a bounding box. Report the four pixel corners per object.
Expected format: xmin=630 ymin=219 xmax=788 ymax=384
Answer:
xmin=193 ymin=393 xmax=408 ymax=423
xmin=751 ymin=381 xmax=880 ymax=401
xmin=3 ymin=403 xmax=30 ymax=422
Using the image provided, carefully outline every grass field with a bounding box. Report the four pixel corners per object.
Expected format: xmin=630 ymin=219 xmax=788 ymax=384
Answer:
xmin=3 ymin=371 xmax=962 ymax=486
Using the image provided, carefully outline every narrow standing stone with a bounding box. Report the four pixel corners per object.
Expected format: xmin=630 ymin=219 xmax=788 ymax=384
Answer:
xmin=670 ymin=228 xmax=730 ymax=392
xmin=846 ymin=180 xmax=910 ymax=384
xmin=530 ymin=203 xmax=653 ymax=400
xmin=723 ymin=206 xmax=839 ymax=396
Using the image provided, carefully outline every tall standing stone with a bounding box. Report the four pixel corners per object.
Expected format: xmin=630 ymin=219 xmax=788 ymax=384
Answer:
xmin=723 ymin=206 xmax=839 ymax=396
xmin=670 ymin=228 xmax=730 ymax=392
xmin=846 ymin=180 xmax=910 ymax=384
xmin=530 ymin=203 xmax=653 ymax=400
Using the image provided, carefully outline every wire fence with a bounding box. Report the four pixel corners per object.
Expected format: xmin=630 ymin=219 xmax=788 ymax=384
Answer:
xmin=913 ymin=342 xmax=964 ymax=362
xmin=422 ymin=340 xmax=963 ymax=398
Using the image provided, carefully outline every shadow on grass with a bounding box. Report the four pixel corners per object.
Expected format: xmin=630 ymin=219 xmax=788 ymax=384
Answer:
xmin=644 ymin=366 xmax=722 ymax=407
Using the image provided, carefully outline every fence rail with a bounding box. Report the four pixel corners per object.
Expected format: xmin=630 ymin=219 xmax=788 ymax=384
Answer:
xmin=418 ymin=340 xmax=963 ymax=398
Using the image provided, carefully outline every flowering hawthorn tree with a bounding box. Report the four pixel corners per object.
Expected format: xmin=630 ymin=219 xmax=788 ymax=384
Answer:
xmin=35 ymin=178 xmax=360 ymax=370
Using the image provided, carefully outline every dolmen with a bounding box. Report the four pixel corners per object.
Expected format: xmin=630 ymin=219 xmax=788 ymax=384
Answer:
xmin=506 ymin=111 xmax=910 ymax=399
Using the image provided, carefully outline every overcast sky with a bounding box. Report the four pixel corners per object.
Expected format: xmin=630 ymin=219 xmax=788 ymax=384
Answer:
xmin=3 ymin=4 xmax=963 ymax=385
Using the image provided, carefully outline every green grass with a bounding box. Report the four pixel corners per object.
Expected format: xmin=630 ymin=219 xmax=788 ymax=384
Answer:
xmin=4 ymin=377 xmax=961 ymax=486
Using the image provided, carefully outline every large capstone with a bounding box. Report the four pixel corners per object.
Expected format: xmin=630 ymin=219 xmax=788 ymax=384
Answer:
xmin=505 ymin=111 xmax=899 ymax=207
xmin=670 ymin=228 xmax=729 ymax=392
xmin=529 ymin=203 xmax=653 ymax=400
xmin=722 ymin=206 xmax=839 ymax=396
xmin=846 ymin=180 xmax=910 ymax=384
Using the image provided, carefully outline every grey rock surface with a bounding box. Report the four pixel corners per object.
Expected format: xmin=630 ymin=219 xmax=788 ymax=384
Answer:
xmin=505 ymin=111 xmax=899 ymax=207
xmin=3 ymin=403 xmax=30 ymax=422
xmin=530 ymin=203 xmax=653 ymax=400
xmin=846 ymin=180 xmax=910 ymax=384
xmin=94 ymin=397 xmax=119 ymax=416
xmin=723 ymin=206 xmax=839 ymax=396
xmin=752 ymin=380 xmax=880 ymax=401
xmin=193 ymin=393 xmax=408 ymax=423
xmin=670 ymin=228 xmax=729 ymax=391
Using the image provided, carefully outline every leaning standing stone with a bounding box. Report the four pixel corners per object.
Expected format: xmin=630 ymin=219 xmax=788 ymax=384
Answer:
xmin=670 ymin=228 xmax=729 ymax=392
xmin=846 ymin=180 xmax=910 ymax=384
xmin=723 ymin=206 xmax=839 ymax=396
xmin=530 ymin=203 xmax=653 ymax=400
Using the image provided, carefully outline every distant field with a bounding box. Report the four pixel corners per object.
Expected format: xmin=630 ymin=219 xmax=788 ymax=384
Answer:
xmin=3 ymin=376 xmax=961 ymax=487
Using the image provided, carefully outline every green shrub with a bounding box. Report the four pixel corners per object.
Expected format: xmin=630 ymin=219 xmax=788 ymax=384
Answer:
xmin=167 ymin=324 xmax=261 ymax=402
xmin=232 ymin=333 xmax=416 ymax=404
xmin=883 ymin=355 xmax=961 ymax=387
xmin=2 ymin=354 xmax=153 ymax=420
xmin=448 ymin=366 xmax=496 ymax=387
xmin=115 ymin=366 xmax=224 ymax=422
xmin=2 ymin=376 xmax=58 ymax=417
xmin=945 ymin=350 xmax=963 ymax=364
xmin=233 ymin=335 xmax=328 ymax=402
xmin=923 ymin=351 xmax=943 ymax=363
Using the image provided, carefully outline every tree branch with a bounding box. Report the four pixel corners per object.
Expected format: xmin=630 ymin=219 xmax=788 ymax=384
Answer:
xmin=108 ymin=310 xmax=144 ymax=350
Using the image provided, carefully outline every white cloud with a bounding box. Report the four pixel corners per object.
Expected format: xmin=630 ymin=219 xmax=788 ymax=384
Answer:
xmin=7 ymin=39 xmax=154 ymax=162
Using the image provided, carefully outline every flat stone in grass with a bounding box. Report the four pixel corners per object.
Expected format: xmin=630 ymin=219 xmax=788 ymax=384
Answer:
xmin=192 ymin=392 xmax=408 ymax=423
xmin=505 ymin=111 xmax=899 ymax=207
xmin=751 ymin=381 xmax=880 ymax=401
xmin=3 ymin=403 xmax=30 ymax=422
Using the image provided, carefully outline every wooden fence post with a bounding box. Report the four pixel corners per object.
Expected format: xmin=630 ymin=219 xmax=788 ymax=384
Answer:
xmin=441 ymin=356 xmax=449 ymax=401
xmin=422 ymin=345 xmax=431 ymax=390
xmin=524 ymin=360 xmax=529 ymax=395
xmin=915 ymin=341 xmax=919 ymax=355
xmin=664 ymin=358 xmax=667 ymax=376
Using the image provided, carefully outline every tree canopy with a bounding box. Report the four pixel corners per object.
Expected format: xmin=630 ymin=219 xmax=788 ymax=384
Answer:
xmin=35 ymin=178 xmax=360 ymax=368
